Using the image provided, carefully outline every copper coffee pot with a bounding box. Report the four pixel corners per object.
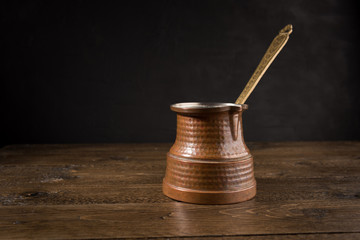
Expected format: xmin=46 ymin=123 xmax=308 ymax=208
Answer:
xmin=163 ymin=25 xmax=293 ymax=204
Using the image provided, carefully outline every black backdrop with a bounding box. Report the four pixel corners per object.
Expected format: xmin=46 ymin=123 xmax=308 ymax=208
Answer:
xmin=2 ymin=0 xmax=359 ymax=146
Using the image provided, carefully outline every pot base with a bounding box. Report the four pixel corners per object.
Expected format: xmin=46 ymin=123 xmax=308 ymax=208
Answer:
xmin=163 ymin=180 xmax=256 ymax=204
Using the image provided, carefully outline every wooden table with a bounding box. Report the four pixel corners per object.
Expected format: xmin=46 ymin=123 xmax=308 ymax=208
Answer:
xmin=0 ymin=142 xmax=359 ymax=239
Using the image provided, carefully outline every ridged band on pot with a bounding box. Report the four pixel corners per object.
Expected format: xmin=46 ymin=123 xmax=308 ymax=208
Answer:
xmin=163 ymin=102 xmax=256 ymax=204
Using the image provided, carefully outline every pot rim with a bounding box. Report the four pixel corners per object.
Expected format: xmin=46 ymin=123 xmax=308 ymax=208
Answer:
xmin=170 ymin=102 xmax=248 ymax=113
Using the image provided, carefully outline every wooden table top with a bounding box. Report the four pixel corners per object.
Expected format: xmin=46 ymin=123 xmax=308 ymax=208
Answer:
xmin=0 ymin=142 xmax=359 ymax=239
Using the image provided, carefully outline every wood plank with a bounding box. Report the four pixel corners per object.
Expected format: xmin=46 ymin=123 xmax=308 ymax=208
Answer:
xmin=0 ymin=142 xmax=359 ymax=239
xmin=0 ymin=177 xmax=359 ymax=206
xmin=1 ymin=142 xmax=359 ymax=205
xmin=0 ymin=200 xmax=359 ymax=239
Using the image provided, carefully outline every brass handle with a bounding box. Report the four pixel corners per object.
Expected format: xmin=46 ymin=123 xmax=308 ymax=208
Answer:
xmin=235 ymin=24 xmax=293 ymax=105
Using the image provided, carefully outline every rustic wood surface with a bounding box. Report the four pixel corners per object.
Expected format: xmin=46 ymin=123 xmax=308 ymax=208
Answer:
xmin=0 ymin=142 xmax=359 ymax=239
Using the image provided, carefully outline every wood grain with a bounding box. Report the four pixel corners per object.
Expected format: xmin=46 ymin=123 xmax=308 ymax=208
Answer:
xmin=0 ymin=142 xmax=359 ymax=239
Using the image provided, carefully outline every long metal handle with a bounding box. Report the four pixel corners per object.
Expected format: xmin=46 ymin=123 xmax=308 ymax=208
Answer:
xmin=235 ymin=24 xmax=293 ymax=105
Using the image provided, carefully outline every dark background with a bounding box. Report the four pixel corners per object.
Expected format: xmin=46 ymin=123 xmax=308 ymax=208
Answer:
xmin=2 ymin=0 xmax=359 ymax=146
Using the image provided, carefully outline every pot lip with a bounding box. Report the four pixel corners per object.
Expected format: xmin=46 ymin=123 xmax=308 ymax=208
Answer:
xmin=170 ymin=102 xmax=248 ymax=113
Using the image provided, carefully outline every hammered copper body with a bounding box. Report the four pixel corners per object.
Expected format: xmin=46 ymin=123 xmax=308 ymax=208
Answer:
xmin=162 ymin=103 xmax=256 ymax=204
